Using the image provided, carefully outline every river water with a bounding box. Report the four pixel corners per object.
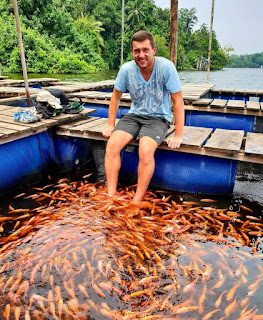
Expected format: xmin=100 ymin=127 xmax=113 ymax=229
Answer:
xmin=4 ymin=67 xmax=263 ymax=90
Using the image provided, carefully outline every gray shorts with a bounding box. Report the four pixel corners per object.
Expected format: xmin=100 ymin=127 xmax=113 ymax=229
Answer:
xmin=113 ymin=114 xmax=170 ymax=145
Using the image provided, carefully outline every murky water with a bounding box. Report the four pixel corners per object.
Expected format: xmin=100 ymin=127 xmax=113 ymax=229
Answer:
xmin=0 ymin=177 xmax=262 ymax=320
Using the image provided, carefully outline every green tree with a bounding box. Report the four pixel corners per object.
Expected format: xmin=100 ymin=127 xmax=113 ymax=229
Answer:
xmin=125 ymin=0 xmax=146 ymax=31
xmin=74 ymin=15 xmax=105 ymax=49
xmin=179 ymin=8 xmax=198 ymax=34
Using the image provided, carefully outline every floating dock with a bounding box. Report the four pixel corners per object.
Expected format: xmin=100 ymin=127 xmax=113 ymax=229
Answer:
xmin=56 ymin=116 xmax=263 ymax=164
xmin=0 ymin=105 xmax=95 ymax=145
xmin=0 ymin=78 xmax=262 ymax=195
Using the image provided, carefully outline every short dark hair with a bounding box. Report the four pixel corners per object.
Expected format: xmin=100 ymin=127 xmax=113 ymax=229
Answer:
xmin=130 ymin=30 xmax=155 ymax=49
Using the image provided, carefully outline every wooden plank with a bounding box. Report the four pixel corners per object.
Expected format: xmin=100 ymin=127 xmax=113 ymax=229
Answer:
xmin=70 ymin=118 xmax=108 ymax=133
xmin=57 ymin=117 xmax=100 ymax=132
xmin=219 ymin=88 xmax=234 ymax=94
xmin=0 ymin=78 xmax=59 ymax=87
xmin=246 ymin=101 xmax=260 ymax=111
xmin=0 ymin=121 xmax=31 ymax=133
xmin=210 ymin=99 xmax=227 ymax=108
xmin=245 ymin=132 xmax=263 ymax=156
xmin=0 ymin=127 xmax=17 ymax=137
xmin=204 ymin=129 xmax=244 ymax=153
xmin=0 ymin=114 xmax=47 ymax=131
xmin=0 ymin=105 xmax=13 ymax=111
xmin=45 ymin=80 xmax=115 ymax=92
xmin=227 ymin=100 xmax=245 ymax=109
xmin=0 ymin=86 xmax=41 ymax=97
xmin=182 ymin=83 xmax=215 ymax=101
xmin=38 ymin=108 xmax=95 ymax=127
xmin=234 ymin=88 xmax=246 ymax=95
xmin=245 ymin=89 xmax=257 ymax=95
xmin=0 ymin=107 xmax=24 ymax=114
xmin=55 ymin=118 xmax=263 ymax=165
xmin=182 ymin=126 xmax=212 ymax=147
xmin=164 ymin=126 xmax=212 ymax=147
xmin=192 ymin=98 xmax=213 ymax=106
xmin=87 ymin=119 xmax=109 ymax=132
xmin=69 ymin=91 xmax=110 ymax=99
xmin=210 ymin=88 xmax=221 ymax=94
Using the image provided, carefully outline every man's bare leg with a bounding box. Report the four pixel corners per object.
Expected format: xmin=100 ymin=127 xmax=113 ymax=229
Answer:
xmin=105 ymin=130 xmax=134 ymax=197
xmin=133 ymin=136 xmax=158 ymax=203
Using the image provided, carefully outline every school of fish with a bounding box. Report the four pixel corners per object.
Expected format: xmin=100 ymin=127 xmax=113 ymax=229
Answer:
xmin=0 ymin=177 xmax=263 ymax=320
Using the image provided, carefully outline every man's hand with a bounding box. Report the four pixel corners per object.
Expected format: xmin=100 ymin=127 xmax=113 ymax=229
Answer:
xmin=166 ymin=135 xmax=182 ymax=149
xmin=102 ymin=125 xmax=115 ymax=138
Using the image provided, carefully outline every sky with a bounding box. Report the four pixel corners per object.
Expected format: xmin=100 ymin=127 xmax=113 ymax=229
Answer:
xmin=154 ymin=0 xmax=263 ymax=55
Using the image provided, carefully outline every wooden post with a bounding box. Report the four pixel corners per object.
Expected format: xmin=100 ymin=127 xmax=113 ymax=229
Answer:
xmin=120 ymin=0 xmax=125 ymax=66
xmin=206 ymin=0 xmax=215 ymax=84
xmin=169 ymin=0 xmax=178 ymax=67
xmin=12 ymin=0 xmax=31 ymax=107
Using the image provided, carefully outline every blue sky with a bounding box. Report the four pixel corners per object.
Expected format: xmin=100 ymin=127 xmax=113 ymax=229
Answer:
xmin=154 ymin=0 xmax=263 ymax=55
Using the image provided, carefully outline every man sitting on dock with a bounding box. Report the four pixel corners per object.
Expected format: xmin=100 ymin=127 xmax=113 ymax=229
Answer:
xmin=103 ymin=30 xmax=184 ymax=203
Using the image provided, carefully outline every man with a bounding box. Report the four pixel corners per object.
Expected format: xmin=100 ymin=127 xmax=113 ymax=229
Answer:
xmin=103 ymin=30 xmax=184 ymax=203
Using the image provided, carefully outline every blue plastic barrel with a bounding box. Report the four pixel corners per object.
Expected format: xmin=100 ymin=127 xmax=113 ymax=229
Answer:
xmin=0 ymin=132 xmax=55 ymax=193
xmin=53 ymin=136 xmax=92 ymax=172
xmin=84 ymin=104 xmax=129 ymax=118
xmin=119 ymin=147 xmax=237 ymax=195
xmin=185 ymin=110 xmax=255 ymax=133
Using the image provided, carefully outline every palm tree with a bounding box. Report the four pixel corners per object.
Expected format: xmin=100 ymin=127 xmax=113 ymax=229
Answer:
xmin=179 ymin=8 xmax=198 ymax=34
xmin=125 ymin=0 xmax=146 ymax=32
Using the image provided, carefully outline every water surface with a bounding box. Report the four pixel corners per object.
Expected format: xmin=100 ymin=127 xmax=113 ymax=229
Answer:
xmin=4 ymin=68 xmax=263 ymax=90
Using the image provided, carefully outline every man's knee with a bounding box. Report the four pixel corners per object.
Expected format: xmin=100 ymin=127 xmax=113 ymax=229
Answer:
xmin=139 ymin=145 xmax=156 ymax=164
xmin=106 ymin=135 xmax=126 ymax=156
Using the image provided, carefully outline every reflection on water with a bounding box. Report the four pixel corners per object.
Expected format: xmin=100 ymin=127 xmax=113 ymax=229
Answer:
xmin=4 ymin=67 xmax=263 ymax=90
xmin=0 ymin=179 xmax=262 ymax=320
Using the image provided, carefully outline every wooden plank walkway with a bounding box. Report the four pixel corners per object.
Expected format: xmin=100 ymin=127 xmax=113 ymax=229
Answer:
xmin=0 ymin=106 xmax=95 ymax=145
xmin=56 ymin=116 xmax=263 ymax=164
xmin=210 ymin=99 xmax=228 ymax=108
xmin=182 ymin=83 xmax=215 ymax=100
xmin=226 ymin=100 xmax=245 ymax=110
xmin=211 ymin=87 xmax=263 ymax=97
xmin=70 ymin=91 xmax=263 ymax=117
xmin=0 ymin=87 xmax=41 ymax=97
xmin=245 ymin=133 xmax=263 ymax=156
xmin=246 ymin=101 xmax=261 ymax=111
xmin=192 ymin=99 xmax=213 ymax=106
xmin=43 ymin=80 xmax=115 ymax=93
xmin=70 ymin=83 xmax=216 ymax=103
xmin=0 ymin=78 xmax=59 ymax=87
xmin=204 ymin=129 xmax=244 ymax=153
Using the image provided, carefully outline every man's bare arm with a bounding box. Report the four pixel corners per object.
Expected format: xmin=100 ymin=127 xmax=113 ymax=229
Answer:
xmin=102 ymin=89 xmax=123 ymax=137
xmin=167 ymin=90 xmax=185 ymax=149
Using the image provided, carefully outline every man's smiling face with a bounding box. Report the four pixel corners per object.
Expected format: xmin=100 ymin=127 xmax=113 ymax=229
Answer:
xmin=131 ymin=39 xmax=156 ymax=70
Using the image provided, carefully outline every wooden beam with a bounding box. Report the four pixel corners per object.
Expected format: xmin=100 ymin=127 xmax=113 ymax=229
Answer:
xmin=169 ymin=0 xmax=178 ymax=66
xmin=206 ymin=0 xmax=215 ymax=83
xmin=12 ymin=0 xmax=31 ymax=107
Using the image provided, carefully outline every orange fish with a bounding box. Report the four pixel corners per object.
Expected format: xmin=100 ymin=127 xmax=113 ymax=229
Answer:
xmin=224 ymin=298 xmax=238 ymax=317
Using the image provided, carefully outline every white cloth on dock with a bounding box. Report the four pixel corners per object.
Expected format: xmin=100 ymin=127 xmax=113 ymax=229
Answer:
xmin=36 ymin=90 xmax=63 ymax=110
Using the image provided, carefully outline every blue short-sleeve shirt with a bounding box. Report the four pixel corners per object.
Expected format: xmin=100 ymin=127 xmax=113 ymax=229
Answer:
xmin=114 ymin=57 xmax=181 ymax=122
